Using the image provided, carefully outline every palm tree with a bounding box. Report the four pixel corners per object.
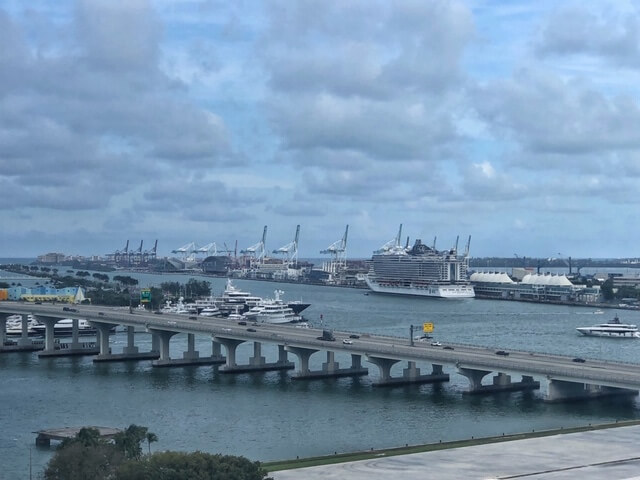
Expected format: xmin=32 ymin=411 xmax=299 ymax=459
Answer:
xmin=146 ymin=432 xmax=158 ymax=454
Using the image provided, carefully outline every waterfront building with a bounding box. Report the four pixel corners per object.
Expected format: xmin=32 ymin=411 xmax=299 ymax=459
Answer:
xmin=2 ymin=286 xmax=86 ymax=303
xmin=470 ymin=272 xmax=601 ymax=303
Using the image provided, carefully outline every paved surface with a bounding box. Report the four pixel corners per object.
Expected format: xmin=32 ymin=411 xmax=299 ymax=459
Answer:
xmin=4 ymin=302 xmax=640 ymax=393
xmin=272 ymin=425 xmax=640 ymax=480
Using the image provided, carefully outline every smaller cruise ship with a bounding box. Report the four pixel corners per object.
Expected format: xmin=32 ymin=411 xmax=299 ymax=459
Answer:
xmin=576 ymin=316 xmax=639 ymax=338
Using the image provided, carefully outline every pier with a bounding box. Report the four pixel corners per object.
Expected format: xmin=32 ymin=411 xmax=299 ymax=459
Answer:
xmin=2 ymin=302 xmax=640 ymax=403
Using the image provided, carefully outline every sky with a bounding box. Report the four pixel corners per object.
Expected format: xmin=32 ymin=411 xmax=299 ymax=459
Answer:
xmin=2 ymin=0 xmax=640 ymax=260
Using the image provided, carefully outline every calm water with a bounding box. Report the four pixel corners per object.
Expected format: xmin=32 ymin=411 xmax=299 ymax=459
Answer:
xmin=2 ymin=275 xmax=640 ymax=479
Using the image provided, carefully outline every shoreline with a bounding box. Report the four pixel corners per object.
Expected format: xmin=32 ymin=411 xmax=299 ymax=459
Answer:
xmin=263 ymin=418 xmax=640 ymax=472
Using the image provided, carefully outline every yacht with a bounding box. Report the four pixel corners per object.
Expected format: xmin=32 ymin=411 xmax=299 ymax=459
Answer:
xmin=6 ymin=314 xmax=40 ymax=336
xmin=254 ymin=290 xmax=302 ymax=324
xmin=30 ymin=318 xmax=108 ymax=336
xmin=199 ymin=305 xmax=223 ymax=317
xmin=576 ymin=315 xmax=639 ymax=338
xmin=216 ymin=279 xmax=263 ymax=315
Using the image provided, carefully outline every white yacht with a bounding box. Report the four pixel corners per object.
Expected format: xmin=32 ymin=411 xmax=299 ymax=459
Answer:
xmin=216 ymin=279 xmax=262 ymax=315
xmin=199 ymin=305 xmax=223 ymax=317
xmin=6 ymin=314 xmax=40 ymax=336
xmin=576 ymin=316 xmax=639 ymax=338
xmin=30 ymin=318 xmax=104 ymax=336
xmin=254 ymin=290 xmax=302 ymax=324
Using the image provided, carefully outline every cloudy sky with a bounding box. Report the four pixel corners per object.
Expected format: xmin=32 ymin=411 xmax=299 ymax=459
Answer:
xmin=2 ymin=0 xmax=640 ymax=259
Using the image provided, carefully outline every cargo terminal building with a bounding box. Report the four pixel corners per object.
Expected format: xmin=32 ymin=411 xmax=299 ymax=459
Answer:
xmin=470 ymin=272 xmax=601 ymax=303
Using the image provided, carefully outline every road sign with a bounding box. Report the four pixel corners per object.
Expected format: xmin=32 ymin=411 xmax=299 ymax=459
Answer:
xmin=140 ymin=289 xmax=152 ymax=303
xmin=423 ymin=322 xmax=434 ymax=333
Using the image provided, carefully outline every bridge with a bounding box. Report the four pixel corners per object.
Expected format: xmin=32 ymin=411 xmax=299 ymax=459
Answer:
xmin=2 ymin=302 xmax=639 ymax=402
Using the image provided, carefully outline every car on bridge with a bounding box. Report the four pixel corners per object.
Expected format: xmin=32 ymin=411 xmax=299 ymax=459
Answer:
xmin=443 ymin=346 xmax=454 ymax=350
xmin=430 ymin=341 xmax=442 ymax=346
xmin=572 ymin=357 xmax=586 ymax=363
xmin=342 ymin=339 xmax=353 ymax=345
xmin=495 ymin=350 xmax=509 ymax=356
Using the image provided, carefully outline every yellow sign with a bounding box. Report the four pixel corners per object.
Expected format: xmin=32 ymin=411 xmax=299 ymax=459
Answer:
xmin=423 ymin=322 xmax=434 ymax=333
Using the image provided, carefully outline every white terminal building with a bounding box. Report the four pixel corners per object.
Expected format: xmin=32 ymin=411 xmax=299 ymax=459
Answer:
xmin=470 ymin=270 xmax=601 ymax=303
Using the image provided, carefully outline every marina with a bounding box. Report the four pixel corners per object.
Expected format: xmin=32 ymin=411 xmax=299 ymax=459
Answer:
xmin=3 ymin=274 xmax=640 ymax=479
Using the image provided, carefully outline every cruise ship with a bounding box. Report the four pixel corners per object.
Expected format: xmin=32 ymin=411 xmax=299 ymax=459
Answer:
xmin=365 ymin=226 xmax=475 ymax=299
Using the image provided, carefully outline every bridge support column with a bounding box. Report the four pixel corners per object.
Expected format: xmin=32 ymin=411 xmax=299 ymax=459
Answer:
xmin=94 ymin=325 xmax=159 ymax=363
xmin=37 ymin=317 xmax=100 ymax=358
xmin=458 ymin=367 xmax=540 ymax=395
xmin=18 ymin=314 xmax=34 ymax=347
xmin=545 ymin=379 xmax=638 ymax=403
xmin=249 ymin=341 xmax=265 ymax=366
xmin=368 ymin=356 xmax=449 ymax=387
xmin=183 ymin=333 xmax=199 ymax=361
xmin=123 ymin=326 xmax=139 ymax=355
xmin=0 ymin=314 xmax=41 ymax=352
xmin=287 ymin=347 xmax=367 ymax=380
xmin=0 ymin=314 xmax=6 ymax=347
xmin=216 ymin=338 xmax=293 ymax=374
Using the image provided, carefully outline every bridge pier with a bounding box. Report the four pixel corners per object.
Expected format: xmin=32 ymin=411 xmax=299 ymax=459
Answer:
xmin=150 ymin=331 xmax=223 ymax=367
xmin=369 ymin=356 xmax=449 ymax=386
xmin=458 ymin=367 xmax=540 ymax=394
xmin=290 ymin=348 xmax=368 ymax=380
xmin=94 ymin=325 xmax=159 ymax=363
xmin=545 ymin=379 xmax=638 ymax=403
xmin=217 ymin=338 xmax=293 ymax=373
xmin=0 ymin=313 xmax=43 ymax=352
xmin=37 ymin=317 xmax=97 ymax=357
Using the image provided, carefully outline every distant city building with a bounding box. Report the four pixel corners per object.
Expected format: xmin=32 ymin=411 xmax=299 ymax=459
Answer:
xmin=0 ymin=286 xmax=86 ymax=303
xmin=37 ymin=252 xmax=66 ymax=264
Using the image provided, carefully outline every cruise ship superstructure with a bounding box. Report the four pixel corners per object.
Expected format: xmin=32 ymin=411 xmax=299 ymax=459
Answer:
xmin=365 ymin=225 xmax=475 ymax=299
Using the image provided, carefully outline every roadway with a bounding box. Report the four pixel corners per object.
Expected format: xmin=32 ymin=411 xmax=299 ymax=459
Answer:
xmin=3 ymin=302 xmax=640 ymax=391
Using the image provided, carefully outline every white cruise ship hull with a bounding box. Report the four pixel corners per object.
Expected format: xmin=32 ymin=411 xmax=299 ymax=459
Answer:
xmin=365 ymin=277 xmax=475 ymax=299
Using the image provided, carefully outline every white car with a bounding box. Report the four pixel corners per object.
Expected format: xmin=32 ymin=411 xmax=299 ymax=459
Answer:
xmin=342 ymin=339 xmax=353 ymax=345
xmin=430 ymin=341 xmax=442 ymax=346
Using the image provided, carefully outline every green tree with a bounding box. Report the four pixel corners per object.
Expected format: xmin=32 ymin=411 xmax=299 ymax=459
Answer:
xmin=114 ymin=275 xmax=139 ymax=287
xmin=146 ymin=432 xmax=158 ymax=454
xmin=601 ymin=278 xmax=614 ymax=301
xmin=114 ymin=424 xmax=150 ymax=460
xmin=115 ymin=451 xmax=272 ymax=480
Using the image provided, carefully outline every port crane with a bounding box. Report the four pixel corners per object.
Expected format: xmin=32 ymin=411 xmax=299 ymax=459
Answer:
xmin=375 ymin=224 xmax=406 ymax=254
xmin=241 ymin=226 xmax=267 ymax=266
xmin=320 ymin=225 xmax=349 ymax=273
xmin=193 ymin=243 xmax=218 ymax=257
xmin=273 ymin=225 xmax=300 ymax=267
xmin=142 ymin=240 xmax=158 ymax=263
xmin=172 ymin=242 xmax=196 ymax=262
xmin=113 ymin=240 xmax=129 ymax=264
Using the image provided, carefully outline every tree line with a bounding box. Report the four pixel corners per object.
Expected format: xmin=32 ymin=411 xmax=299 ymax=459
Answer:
xmin=44 ymin=425 xmax=272 ymax=480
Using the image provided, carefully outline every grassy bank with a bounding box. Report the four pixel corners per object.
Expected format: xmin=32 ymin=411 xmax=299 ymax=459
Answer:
xmin=264 ymin=419 xmax=640 ymax=472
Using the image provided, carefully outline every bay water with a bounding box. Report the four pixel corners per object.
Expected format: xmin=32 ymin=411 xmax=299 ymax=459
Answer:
xmin=2 ymin=274 xmax=640 ymax=479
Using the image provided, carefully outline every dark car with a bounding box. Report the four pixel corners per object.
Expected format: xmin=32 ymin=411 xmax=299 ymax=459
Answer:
xmin=154 ymin=311 xmax=163 ymax=314
xmin=98 ymin=312 xmax=105 ymax=316
xmin=495 ymin=350 xmax=509 ymax=356
xmin=443 ymin=346 xmax=454 ymax=350
xmin=247 ymin=328 xmax=257 ymax=332
xmin=63 ymin=306 xmax=77 ymax=312
xmin=572 ymin=357 xmax=586 ymax=363
xmin=349 ymin=334 xmax=360 ymax=339
xmin=238 ymin=321 xmax=247 ymax=326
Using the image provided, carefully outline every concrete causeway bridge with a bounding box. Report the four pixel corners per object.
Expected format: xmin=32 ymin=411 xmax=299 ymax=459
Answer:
xmin=2 ymin=302 xmax=640 ymax=402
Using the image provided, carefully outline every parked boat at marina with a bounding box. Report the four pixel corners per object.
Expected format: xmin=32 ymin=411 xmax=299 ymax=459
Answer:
xmin=576 ymin=316 xmax=639 ymax=338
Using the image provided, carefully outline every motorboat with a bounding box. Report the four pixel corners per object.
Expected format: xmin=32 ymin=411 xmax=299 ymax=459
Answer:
xmin=576 ymin=315 xmax=639 ymax=338
xmin=593 ymin=309 xmax=604 ymax=315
